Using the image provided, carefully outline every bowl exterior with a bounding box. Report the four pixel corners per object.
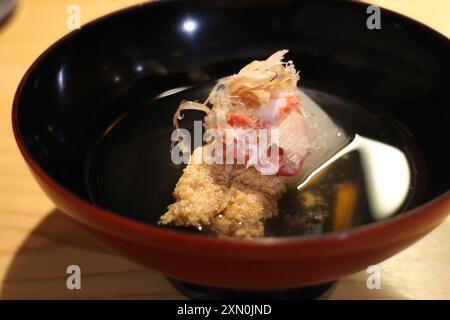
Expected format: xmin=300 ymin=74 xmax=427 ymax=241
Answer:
xmin=11 ymin=0 xmax=450 ymax=289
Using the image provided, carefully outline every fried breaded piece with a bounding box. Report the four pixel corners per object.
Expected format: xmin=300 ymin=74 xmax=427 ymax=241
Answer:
xmin=159 ymin=146 xmax=286 ymax=238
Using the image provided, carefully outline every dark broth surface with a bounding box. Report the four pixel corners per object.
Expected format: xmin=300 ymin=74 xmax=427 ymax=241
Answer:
xmin=86 ymin=85 xmax=424 ymax=237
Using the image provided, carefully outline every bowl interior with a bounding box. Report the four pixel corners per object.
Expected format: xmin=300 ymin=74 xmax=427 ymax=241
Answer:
xmin=15 ymin=0 xmax=450 ymax=238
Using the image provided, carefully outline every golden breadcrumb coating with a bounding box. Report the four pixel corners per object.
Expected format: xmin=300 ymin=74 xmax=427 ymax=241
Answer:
xmin=159 ymin=146 xmax=286 ymax=238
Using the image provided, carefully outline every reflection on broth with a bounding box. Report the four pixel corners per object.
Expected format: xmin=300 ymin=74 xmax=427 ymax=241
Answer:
xmin=270 ymin=141 xmax=411 ymax=237
xmin=298 ymin=134 xmax=411 ymax=220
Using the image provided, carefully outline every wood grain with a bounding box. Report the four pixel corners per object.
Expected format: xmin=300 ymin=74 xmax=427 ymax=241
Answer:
xmin=0 ymin=0 xmax=449 ymax=299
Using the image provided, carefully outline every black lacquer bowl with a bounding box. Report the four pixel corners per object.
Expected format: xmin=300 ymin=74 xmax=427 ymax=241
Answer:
xmin=12 ymin=0 xmax=450 ymax=297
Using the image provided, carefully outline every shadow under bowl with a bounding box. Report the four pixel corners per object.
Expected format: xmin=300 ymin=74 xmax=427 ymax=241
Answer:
xmin=12 ymin=0 xmax=450 ymax=290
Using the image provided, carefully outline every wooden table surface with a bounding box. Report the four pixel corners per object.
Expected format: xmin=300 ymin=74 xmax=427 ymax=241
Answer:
xmin=0 ymin=0 xmax=449 ymax=300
